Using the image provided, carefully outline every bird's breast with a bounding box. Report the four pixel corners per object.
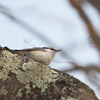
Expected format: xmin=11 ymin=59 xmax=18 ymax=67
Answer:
xmin=26 ymin=51 xmax=52 ymax=65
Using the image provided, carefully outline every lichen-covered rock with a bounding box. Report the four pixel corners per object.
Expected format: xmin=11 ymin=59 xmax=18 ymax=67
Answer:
xmin=0 ymin=46 xmax=99 ymax=100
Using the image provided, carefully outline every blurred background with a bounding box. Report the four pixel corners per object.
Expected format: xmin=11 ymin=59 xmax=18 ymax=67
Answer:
xmin=0 ymin=0 xmax=100 ymax=98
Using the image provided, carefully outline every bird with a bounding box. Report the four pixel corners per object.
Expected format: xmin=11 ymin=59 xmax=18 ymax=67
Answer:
xmin=15 ymin=46 xmax=61 ymax=65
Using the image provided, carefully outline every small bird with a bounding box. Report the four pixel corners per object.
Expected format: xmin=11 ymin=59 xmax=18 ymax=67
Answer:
xmin=16 ymin=47 xmax=61 ymax=65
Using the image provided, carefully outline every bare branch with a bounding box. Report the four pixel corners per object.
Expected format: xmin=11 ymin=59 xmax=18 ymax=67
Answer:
xmin=69 ymin=0 xmax=100 ymax=52
xmin=87 ymin=0 xmax=100 ymax=12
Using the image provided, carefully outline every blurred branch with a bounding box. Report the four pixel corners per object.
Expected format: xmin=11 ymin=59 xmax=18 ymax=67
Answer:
xmin=62 ymin=62 xmax=100 ymax=72
xmin=69 ymin=0 xmax=100 ymax=52
xmin=86 ymin=0 xmax=100 ymax=12
xmin=62 ymin=62 xmax=100 ymax=86
xmin=0 ymin=5 xmax=54 ymax=46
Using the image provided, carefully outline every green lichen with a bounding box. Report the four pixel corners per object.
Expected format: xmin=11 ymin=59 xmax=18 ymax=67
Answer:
xmin=0 ymin=50 xmax=20 ymax=80
xmin=61 ymin=97 xmax=79 ymax=100
xmin=0 ymin=86 xmax=8 ymax=95
xmin=16 ymin=89 xmax=22 ymax=97
xmin=15 ymin=60 xmax=58 ymax=92
xmin=25 ymin=84 xmax=31 ymax=94
xmin=0 ymin=50 xmax=58 ymax=93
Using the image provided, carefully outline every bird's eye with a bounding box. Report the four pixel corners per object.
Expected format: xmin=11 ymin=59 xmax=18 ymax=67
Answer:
xmin=50 ymin=48 xmax=55 ymax=50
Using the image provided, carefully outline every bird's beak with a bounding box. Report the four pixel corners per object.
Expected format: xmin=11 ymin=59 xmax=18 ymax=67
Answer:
xmin=56 ymin=49 xmax=62 ymax=52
